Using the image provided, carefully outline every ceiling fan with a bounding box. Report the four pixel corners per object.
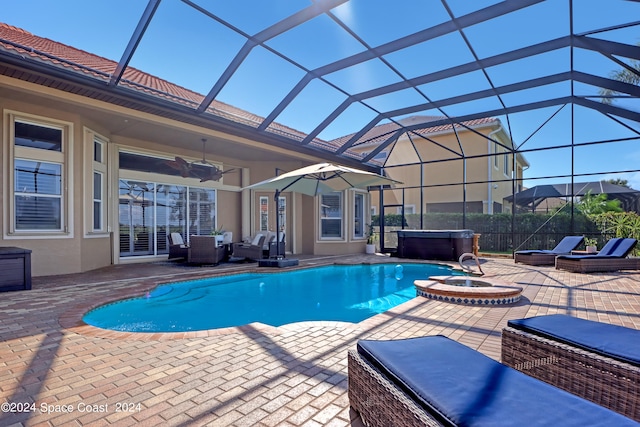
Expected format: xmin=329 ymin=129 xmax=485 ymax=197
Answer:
xmin=165 ymin=138 xmax=236 ymax=182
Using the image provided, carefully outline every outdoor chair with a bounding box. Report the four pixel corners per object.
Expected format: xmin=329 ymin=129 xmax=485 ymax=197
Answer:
xmin=168 ymin=232 xmax=188 ymax=259
xmin=555 ymin=237 xmax=638 ymax=273
xmin=232 ymin=234 xmax=266 ymax=261
xmin=221 ymin=231 xmax=233 ymax=245
xmin=502 ymin=314 xmax=640 ymax=421
xmin=514 ymin=235 xmax=584 ymax=265
xmin=187 ymin=235 xmax=226 ymax=265
xmin=348 ymin=335 xmax=635 ymax=427
xmin=267 ymin=232 xmax=285 ymax=258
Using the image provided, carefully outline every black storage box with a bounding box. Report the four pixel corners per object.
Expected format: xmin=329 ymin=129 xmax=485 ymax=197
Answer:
xmin=0 ymin=247 xmax=32 ymax=292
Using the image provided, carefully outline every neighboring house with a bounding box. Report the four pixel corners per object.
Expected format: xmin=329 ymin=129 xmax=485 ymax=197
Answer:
xmin=0 ymin=23 xmax=373 ymax=276
xmin=339 ymin=115 xmax=529 ymax=215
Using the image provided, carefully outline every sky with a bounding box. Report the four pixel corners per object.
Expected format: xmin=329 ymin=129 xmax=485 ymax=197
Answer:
xmin=2 ymin=0 xmax=639 ymax=189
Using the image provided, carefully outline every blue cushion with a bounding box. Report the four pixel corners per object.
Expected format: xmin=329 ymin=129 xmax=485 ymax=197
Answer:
xmin=508 ymin=314 xmax=640 ymax=366
xmin=552 ymin=235 xmax=585 ymax=253
xmin=357 ymin=335 xmax=635 ymax=426
xmin=515 ymin=249 xmax=556 ymax=255
xmin=597 ymin=238 xmax=625 ymax=256
xmin=606 ymin=238 xmax=637 ymax=257
xmin=594 ymin=237 xmax=636 ymax=257
xmin=516 ymin=236 xmax=584 ymax=255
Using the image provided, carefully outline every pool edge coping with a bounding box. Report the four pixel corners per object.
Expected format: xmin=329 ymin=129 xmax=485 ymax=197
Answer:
xmin=58 ymin=261 xmax=460 ymax=340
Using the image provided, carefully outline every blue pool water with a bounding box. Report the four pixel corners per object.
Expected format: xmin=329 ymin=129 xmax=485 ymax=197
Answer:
xmin=83 ymin=263 xmax=463 ymax=332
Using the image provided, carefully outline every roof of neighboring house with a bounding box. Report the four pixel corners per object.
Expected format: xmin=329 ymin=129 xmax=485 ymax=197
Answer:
xmin=329 ymin=115 xmax=501 ymax=149
xmin=505 ymin=181 xmax=640 ymax=212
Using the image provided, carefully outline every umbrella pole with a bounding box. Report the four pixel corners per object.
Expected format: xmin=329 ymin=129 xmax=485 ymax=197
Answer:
xmin=274 ymin=189 xmax=281 ymax=259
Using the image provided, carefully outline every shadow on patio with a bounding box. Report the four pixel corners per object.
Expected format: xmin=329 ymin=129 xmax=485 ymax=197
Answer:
xmin=1 ymin=255 xmax=640 ymax=425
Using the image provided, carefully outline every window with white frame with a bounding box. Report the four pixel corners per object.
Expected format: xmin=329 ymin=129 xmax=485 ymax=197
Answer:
xmin=397 ymin=205 xmax=415 ymax=214
xmin=320 ymin=192 xmax=343 ymax=239
xmin=353 ymin=192 xmax=365 ymax=239
xmin=259 ymin=196 xmax=269 ymax=231
xmin=503 ymin=152 xmax=510 ymax=176
xmin=91 ymin=135 xmax=107 ymax=232
xmin=11 ymin=117 xmax=69 ymax=233
xmin=494 ymin=143 xmax=499 ymax=168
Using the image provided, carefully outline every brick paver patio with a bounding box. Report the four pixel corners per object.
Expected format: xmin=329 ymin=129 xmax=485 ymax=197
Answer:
xmin=1 ymin=255 xmax=639 ymax=426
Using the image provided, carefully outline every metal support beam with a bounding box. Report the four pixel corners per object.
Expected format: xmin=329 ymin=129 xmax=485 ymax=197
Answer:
xmin=196 ymin=0 xmax=347 ymax=113
xmin=109 ymin=0 xmax=161 ymax=86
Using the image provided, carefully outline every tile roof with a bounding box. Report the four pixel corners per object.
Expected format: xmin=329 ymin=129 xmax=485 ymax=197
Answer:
xmin=329 ymin=116 xmax=500 ymax=150
xmin=0 ymin=23 xmax=501 ymax=165
xmin=0 ymin=23 xmax=316 ymax=147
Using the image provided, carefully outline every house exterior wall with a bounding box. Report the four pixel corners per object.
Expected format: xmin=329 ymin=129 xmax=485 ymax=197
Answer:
xmin=353 ymin=123 xmax=528 ymax=216
xmin=0 ymin=76 xmax=371 ymax=276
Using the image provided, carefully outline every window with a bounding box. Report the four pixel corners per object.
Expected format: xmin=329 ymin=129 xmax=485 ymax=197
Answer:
xmin=15 ymin=160 xmax=62 ymax=230
xmin=90 ymin=135 xmax=107 ymax=232
xmin=494 ymin=143 xmax=499 ymax=168
xmin=189 ymin=188 xmax=216 ymax=236
xmin=320 ymin=192 xmax=342 ymax=239
xmin=117 ymin=150 xmax=219 ymax=257
xmin=10 ymin=117 xmax=70 ymax=234
xmin=93 ymin=172 xmax=103 ymax=230
xmin=278 ymin=196 xmax=286 ymax=233
xmin=504 ymin=152 xmax=509 ymax=176
xmin=397 ymin=205 xmax=415 ymax=214
xmin=353 ymin=192 xmax=365 ymax=239
xmin=260 ymin=196 xmax=269 ymax=231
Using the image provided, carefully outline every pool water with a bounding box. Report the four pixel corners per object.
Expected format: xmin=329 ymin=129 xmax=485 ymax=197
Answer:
xmin=83 ymin=263 xmax=463 ymax=332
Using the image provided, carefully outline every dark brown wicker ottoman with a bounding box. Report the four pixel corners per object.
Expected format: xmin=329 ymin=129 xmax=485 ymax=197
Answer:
xmin=349 ymin=335 xmax=636 ymax=426
xmin=502 ymin=314 xmax=640 ymax=421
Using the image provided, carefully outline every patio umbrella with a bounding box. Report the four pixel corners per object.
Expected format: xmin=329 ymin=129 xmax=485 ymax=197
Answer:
xmin=244 ymin=162 xmax=400 ymax=258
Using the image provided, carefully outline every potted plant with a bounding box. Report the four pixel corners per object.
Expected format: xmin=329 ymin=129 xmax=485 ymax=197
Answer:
xmin=211 ymin=226 xmax=225 ymax=247
xmin=584 ymin=237 xmax=598 ymax=253
xmin=365 ymin=223 xmax=377 ymax=254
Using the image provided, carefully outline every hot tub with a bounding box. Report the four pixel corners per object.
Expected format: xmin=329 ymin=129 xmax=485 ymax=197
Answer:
xmin=396 ymin=229 xmax=474 ymax=261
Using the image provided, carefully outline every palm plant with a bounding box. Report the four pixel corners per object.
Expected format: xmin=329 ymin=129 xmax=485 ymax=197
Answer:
xmin=599 ymin=43 xmax=640 ymax=104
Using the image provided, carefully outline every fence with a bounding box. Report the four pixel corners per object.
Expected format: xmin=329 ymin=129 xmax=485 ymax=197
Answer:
xmin=374 ymin=213 xmax=603 ymax=254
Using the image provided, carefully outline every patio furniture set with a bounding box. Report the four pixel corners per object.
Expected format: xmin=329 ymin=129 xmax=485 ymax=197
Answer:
xmin=348 ymin=314 xmax=640 ymax=426
xmin=514 ymin=236 xmax=639 ymax=273
xmin=167 ymin=231 xmax=285 ymax=264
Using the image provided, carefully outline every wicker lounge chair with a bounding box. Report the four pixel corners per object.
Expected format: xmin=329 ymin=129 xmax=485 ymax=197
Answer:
xmin=555 ymin=237 xmax=638 ymax=273
xmin=514 ymin=235 xmax=584 ymax=265
xmin=187 ymin=235 xmax=226 ymax=265
xmin=349 ymin=335 xmax=636 ymax=426
xmin=168 ymin=232 xmax=188 ymax=259
xmin=231 ymin=234 xmax=266 ymax=261
xmin=502 ymin=314 xmax=640 ymax=421
xmin=267 ymin=232 xmax=285 ymax=258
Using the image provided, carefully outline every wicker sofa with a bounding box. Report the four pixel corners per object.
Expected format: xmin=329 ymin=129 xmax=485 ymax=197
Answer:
xmin=231 ymin=234 xmax=266 ymax=261
xmin=349 ymin=335 xmax=636 ymax=426
xmin=502 ymin=314 xmax=640 ymax=421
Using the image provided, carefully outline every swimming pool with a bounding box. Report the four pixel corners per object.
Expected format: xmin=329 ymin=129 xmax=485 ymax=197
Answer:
xmin=83 ymin=263 xmax=463 ymax=332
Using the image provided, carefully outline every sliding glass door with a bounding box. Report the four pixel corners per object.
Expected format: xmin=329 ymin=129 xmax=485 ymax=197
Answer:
xmin=119 ymin=180 xmax=155 ymax=256
xmin=118 ymin=179 xmax=216 ymax=258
